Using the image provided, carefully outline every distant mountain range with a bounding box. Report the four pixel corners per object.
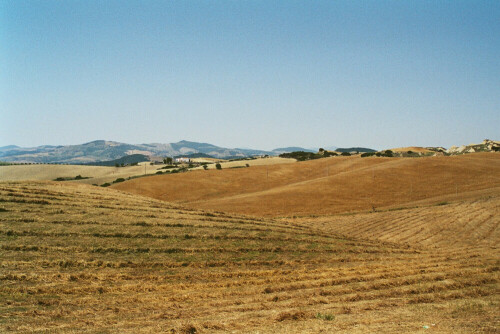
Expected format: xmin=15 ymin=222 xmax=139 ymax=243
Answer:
xmin=0 ymin=140 xmax=324 ymax=164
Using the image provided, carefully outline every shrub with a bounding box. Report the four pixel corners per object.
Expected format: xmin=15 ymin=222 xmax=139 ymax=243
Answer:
xmin=215 ymin=163 xmax=222 ymax=170
xmin=55 ymin=177 xmax=66 ymax=181
xmin=341 ymin=152 xmax=351 ymax=156
xmin=245 ymin=163 xmax=250 ymax=167
xmin=113 ymin=178 xmax=125 ymax=183
xmin=156 ymin=171 xmax=163 ymax=174
xmin=203 ymin=165 xmax=208 ymax=170
xmin=361 ymin=152 xmax=375 ymax=157
xmin=100 ymin=183 xmax=111 ymax=187
xmin=75 ymin=175 xmax=83 ymax=180
xmin=316 ymin=313 xmax=335 ymax=321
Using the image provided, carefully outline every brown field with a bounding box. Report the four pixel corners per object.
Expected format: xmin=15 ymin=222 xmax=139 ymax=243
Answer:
xmin=1 ymin=153 xmax=499 ymax=333
xmin=0 ymin=162 xmax=161 ymax=186
xmin=113 ymin=152 xmax=500 ymax=217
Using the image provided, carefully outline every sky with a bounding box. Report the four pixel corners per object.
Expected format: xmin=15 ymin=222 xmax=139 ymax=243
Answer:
xmin=1 ymin=0 xmax=499 ymax=150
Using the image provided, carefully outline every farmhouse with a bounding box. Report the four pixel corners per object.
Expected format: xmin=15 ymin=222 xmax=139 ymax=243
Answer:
xmin=175 ymin=157 xmax=191 ymax=163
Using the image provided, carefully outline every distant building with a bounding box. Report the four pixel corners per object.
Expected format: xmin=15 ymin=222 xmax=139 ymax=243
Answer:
xmin=175 ymin=157 xmax=191 ymax=163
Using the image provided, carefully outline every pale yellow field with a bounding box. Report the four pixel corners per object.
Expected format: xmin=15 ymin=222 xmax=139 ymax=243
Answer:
xmin=0 ymin=162 xmax=160 ymax=185
xmin=193 ymin=156 xmax=296 ymax=170
xmin=390 ymin=147 xmax=434 ymax=153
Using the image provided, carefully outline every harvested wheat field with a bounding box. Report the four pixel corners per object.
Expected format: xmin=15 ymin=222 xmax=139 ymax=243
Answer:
xmin=1 ymin=181 xmax=499 ymax=333
xmin=114 ymin=152 xmax=500 ymax=217
xmin=0 ymin=162 xmax=161 ymax=186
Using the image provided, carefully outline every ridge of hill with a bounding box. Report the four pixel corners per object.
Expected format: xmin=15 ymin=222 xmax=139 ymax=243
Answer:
xmin=82 ymin=153 xmax=150 ymax=166
xmin=1 ymin=181 xmax=498 ymax=332
xmin=0 ymin=140 xmax=276 ymax=164
xmin=272 ymin=147 xmax=317 ymax=154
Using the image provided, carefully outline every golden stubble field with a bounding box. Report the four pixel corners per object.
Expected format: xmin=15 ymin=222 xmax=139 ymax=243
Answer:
xmin=0 ymin=177 xmax=498 ymax=331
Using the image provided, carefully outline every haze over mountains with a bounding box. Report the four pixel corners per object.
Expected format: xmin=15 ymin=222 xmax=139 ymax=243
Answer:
xmin=0 ymin=140 xmax=323 ymax=164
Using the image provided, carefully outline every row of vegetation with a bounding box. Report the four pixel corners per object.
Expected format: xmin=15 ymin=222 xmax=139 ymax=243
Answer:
xmin=279 ymin=150 xmax=350 ymax=161
xmin=54 ymin=175 xmax=91 ymax=181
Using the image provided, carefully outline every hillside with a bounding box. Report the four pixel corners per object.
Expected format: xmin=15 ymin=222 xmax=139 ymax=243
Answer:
xmin=114 ymin=152 xmax=500 ymax=217
xmin=0 ymin=162 xmax=161 ymax=185
xmin=0 ymin=140 xmax=276 ymax=164
xmin=83 ymin=154 xmax=150 ymax=166
xmin=1 ymin=181 xmax=498 ymax=333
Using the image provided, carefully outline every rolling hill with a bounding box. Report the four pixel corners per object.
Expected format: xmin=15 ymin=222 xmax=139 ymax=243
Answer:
xmin=114 ymin=152 xmax=500 ymax=217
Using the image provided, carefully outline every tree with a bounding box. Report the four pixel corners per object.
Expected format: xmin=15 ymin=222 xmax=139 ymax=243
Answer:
xmin=163 ymin=157 xmax=173 ymax=165
xmin=203 ymin=165 xmax=208 ymax=170
xmin=215 ymin=163 xmax=222 ymax=170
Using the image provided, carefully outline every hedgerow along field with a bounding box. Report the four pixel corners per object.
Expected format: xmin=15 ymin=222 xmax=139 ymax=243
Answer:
xmin=1 ymin=181 xmax=498 ymax=333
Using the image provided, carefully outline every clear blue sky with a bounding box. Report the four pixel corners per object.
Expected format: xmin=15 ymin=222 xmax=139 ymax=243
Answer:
xmin=1 ymin=1 xmax=499 ymax=150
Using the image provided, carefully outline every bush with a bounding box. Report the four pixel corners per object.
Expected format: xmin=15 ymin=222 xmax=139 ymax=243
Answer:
xmin=156 ymin=171 xmax=162 ymax=174
xmin=324 ymin=151 xmax=338 ymax=157
xmin=75 ymin=175 xmax=83 ymax=180
xmin=113 ymin=178 xmax=125 ymax=183
xmin=245 ymin=163 xmax=250 ymax=167
xmin=55 ymin=177 xmax=66 ymax=181
xmin=279 ymin=151 xmax=322 ymax=161
xmin=341 ymin=152 xmax=351 ymax=156
xmin=100 ymin=183 xmax=111 ymax=187
xmin=215 ymin=163 xmax=222 ymax=170
xmin=361 ymin=152 xmax=375 ymax=157
xmin=203 ymin=165 xmax=208 ymax=170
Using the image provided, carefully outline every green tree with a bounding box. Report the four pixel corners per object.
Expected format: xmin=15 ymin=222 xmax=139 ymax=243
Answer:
xmin=215 ymin=163 xmax=222 ymax=170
